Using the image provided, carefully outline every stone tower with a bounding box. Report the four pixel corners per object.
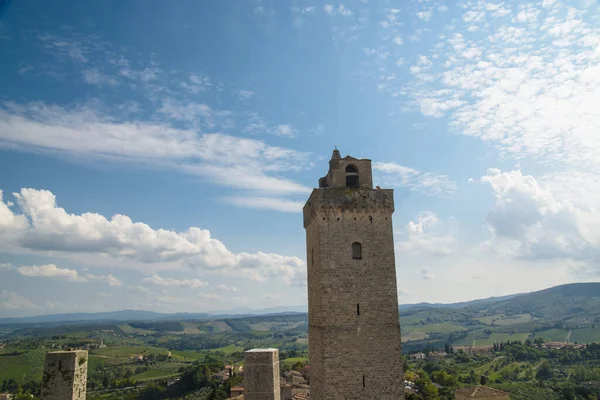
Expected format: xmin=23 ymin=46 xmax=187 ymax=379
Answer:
xmin=303 ymin=149 xmax=404 ymax=400
xmin=40 ymin=350 xmax=88 ymax=400
xmin=244 ymin=348 xmax=281 ymax=400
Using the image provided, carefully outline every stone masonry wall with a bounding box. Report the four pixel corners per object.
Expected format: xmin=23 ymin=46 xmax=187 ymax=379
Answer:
xmin=244 ymin=349 xmax=281 ymax=400
xmin=40 ymin=350 xmax=88 ymax=400
xmin=304 ymin=188 xmax=405 ymax=400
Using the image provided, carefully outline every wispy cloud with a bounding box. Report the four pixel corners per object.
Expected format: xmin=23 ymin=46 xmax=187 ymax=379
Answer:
xmin=223 ymin=197 xmax=304 ymax=213
xmin=82 ymin=68 xmax=119 ymax=87
xmin=16 ymin=263 xmax=122 ymax=286
xmin=143 ymin=274 xmax=208 ymax=288
xmin=373 ymin=162 xmax=457 ymax=195
xmin=0 ymin=290 xmax=38 ymax=310
xmin=0 ymin=102 xmax=312 ymax=195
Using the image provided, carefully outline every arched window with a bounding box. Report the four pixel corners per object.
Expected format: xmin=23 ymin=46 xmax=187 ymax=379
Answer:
xmin=352 ymin=242 xmax=362 ymax=260
xmin=346 ymin=164 xmax=359 ymax=188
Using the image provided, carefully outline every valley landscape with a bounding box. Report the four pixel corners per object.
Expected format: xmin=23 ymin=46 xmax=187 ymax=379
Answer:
xmin=3 ymin=283 xmax=600 ymax=399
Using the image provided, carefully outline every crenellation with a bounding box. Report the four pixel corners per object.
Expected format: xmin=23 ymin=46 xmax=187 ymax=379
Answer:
xmin=303 ymin=188 xmax=394 ymax=228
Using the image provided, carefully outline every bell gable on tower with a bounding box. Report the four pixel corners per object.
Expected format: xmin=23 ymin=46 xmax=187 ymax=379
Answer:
xmin=318 ymin=149 xmax=374 ymax=189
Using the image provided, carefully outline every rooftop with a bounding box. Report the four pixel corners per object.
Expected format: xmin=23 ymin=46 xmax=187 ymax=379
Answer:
xmin=245 ymin=348 xmax=278 ymax=352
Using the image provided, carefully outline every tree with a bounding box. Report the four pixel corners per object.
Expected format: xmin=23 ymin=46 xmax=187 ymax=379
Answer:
xmin=419 ymin=382 xmax=439 ymax=400
xmin=535 ymin=360 xmax=554 ymax=381
xmin=468 ymin=369 xmax=478 ymax=384
xmin=6 ymin=379 xmax=18 ymax=393
xmin=138 ymin=384 xmax=165 ymax=400
xmin=480 ymin=375 xmax=488 ymax=385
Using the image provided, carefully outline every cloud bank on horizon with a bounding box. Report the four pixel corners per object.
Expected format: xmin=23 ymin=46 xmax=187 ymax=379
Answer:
xmin=0 ymin=0 xmax=599 ymax=316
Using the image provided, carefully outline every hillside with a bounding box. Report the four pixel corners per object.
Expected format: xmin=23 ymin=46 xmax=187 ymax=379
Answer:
xmin=400 ymin=282 xmax=600 ymax=352
xmin=4 ymin=282 xmax=600 ymax=352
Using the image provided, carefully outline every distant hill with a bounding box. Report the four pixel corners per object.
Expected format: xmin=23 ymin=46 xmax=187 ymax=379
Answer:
xmin=0 ymin=306 xmax=307 ymax=325
xmin=474 ymin=282 xmax=600 ymax=318
xmin=3 ymin=283 xmax=600 ymax=327
xmin=399 ymin=293 xmax=520 ymax=311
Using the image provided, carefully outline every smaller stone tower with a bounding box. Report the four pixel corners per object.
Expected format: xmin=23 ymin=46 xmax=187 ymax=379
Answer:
xmin=40 ymin=350 xmax=88 ymax=400
xmin=244 ymin=348 xmax=281 ymax=400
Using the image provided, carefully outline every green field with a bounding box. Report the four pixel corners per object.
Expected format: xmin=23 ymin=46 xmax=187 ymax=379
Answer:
xmin=569 ymin=327 xmax=600 ymax=343
xmin=181 ymin=322 xmax=203 ymax=334
xmin=131 ymin=369 xmax=179 ymax=381
xmin=210 ymin=344 xmax=244 ymax=354
xmin=407 ymin=322 xmax=466 ymax=334
xmin=198 ymin=321 xmax=231 ymax=333
xmin=454 ymin=332 xmax=530 ymax=346
xmin=171 ymin=350 xmax=205 ymax=361
xmin=402 ymin=331 xmax=429 ymax=342
xmin=0 ymin=349 xmax=46 ymax=384
xmin=95 ymin=346 xmax=170 ymax=358
xmin=282 ymin=357 xmax=308 ymax=368
xmin=118 ymin=324 xmax=155 ymax=335
xmin=477 ymin=314 xmax=533 ymax=326
xmin=536 ymin=328 xmax=569 ymax=342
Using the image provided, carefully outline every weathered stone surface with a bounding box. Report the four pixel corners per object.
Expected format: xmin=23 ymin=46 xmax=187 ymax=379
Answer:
xmin=304 ymin=151 xmax=405 ymax=400
xmin=41 ymin=350 xmax=88 ymax=400
xmin=244 ymin=349 xmax=281 ymax=400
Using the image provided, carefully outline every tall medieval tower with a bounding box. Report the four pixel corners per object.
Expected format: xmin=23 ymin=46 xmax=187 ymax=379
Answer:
xmin=303 ymin=149 xmax=404 ymax=400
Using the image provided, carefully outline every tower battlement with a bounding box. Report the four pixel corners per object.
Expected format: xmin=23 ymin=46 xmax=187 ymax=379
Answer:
xmin=303 ymin=188 xmax=394 ymax=228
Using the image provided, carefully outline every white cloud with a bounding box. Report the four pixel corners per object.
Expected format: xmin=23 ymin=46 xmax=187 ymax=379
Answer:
xmin=373 ymin=162 xmax=457 ymax=195
xmin=338 ymin=5 xmax=353 ymax=16
xmin=119 ymin=67 xmax=160 ymax=83
xmin=180 ymin=73 xmax=211 ymax=93
xmin=157 ymin=100 xmax=232 ymax=129
xmin=324 ymin=4 xmax=335 ymax=15
xmin=0 ymin=188 xmax=306 ymax=284
xmin=0 ymin=290 xmax=38 ymax=310
xmin=15 ymin=263 xmax=123 ymax=286
xmin=416 ymin=11 xmax=432 ymax=21
xmin=393 ymin=36 xmax=404 ymax=45
xmin=216 ymin=284 xmax=240 ymax=292
xmin=144 ymin=274 xmax=208 ymax=288
xmin=480 ymin=169 xmax=600 ymax=266
xmin=406 ymin=0 xmax=600 ymax=200
xmin=396 ymin=212 xmax=456 ymax=257
xmin=273 ymin=124 xmax=297 ymax=137
xmin=82 ymin=69 xmax=119 ymax=87
xmin=421 ymin=268 xmax=436 ymax=280
xmin=87 ymin=273 xmax=123 ymax=286
xmin=223 ymin=197 xmax=303 ymax=213
xmin=18 ymin=264 xmax=86 ymax=282
xmin=37 ymin=34 xmax=88 ymax=63
xmin=236 ymin=90 xmax=255 ymax=99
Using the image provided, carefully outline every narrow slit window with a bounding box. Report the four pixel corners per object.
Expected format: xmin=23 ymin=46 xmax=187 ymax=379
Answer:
xmin=357 ymin=303 xmax=360 ymax=315
xmin=363 ymin=375 xmax=365 ymax=388
xmin=311 ymin=248 xmax=314 ymax=267
xmin=352 ymin=242 xmax=362 ymax=260
xmin=58 ymin=361 xmax=62 ymax=371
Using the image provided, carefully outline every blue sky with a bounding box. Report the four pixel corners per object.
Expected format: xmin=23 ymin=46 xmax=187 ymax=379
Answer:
xmin=1 ymin=0 xmax=599 ymax=317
